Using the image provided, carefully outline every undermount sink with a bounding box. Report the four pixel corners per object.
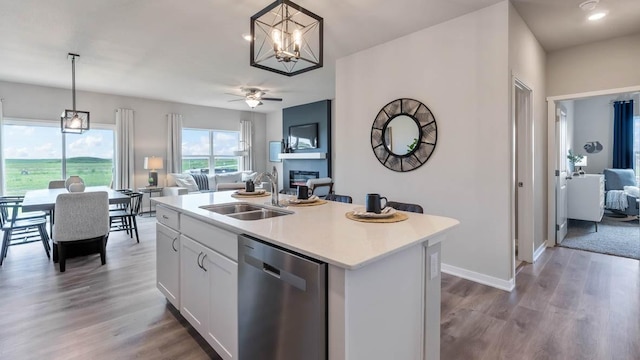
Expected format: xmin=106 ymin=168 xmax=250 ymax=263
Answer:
xmin=199 ymin=202 xmax=292 ymax=221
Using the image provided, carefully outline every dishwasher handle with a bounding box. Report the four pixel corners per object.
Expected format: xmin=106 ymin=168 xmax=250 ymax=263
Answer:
xmin=263 ymin=263 xmax=281 ymax=278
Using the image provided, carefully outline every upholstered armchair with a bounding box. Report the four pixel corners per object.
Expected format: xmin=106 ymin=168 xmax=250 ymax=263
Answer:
xmin=603 ymin=168 xmax=639 ymax=217
xmin=53 ymin=192 xmax=110 ymax=272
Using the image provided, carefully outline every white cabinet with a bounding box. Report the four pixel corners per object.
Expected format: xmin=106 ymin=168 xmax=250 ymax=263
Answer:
xmin=567 ymin=174 xmax=604 ymax=223
xmin=180 ymin=233 xmax=238 ymax=360
xmin=156 ymin=222 xmax=180 ymax=308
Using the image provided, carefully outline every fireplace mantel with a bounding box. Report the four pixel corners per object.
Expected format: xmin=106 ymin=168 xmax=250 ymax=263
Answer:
xmin=278 ymin=152 xmax=327 ymax=160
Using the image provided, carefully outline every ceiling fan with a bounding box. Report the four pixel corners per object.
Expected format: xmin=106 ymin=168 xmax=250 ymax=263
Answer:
xmin=227 ymin=87 xmax=283 ymax=108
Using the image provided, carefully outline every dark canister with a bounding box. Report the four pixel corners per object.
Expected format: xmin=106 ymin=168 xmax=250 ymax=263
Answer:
xmin=245 ymin=180 xmax=255 ymax=192
xmin=297 ymin=185 xmax=309 ymax=200
xmin=365 ymin=193 xmax=388 ymax=214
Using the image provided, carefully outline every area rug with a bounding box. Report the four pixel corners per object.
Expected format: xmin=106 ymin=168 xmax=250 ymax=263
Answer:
xmin=561 ymin=216 xmax=640 ymax=260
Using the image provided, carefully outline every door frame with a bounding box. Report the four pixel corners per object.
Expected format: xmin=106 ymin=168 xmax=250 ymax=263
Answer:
xmin=546 ymin=85 xmax=640 ymax=245
xmin=511 ymin=76 xmax=535 ymax=272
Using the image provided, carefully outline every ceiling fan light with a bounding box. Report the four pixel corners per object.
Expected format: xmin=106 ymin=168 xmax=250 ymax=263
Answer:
xmin=245 ymin=99 xmax=261 ymax=108
xmin=588 ymin=11 xmax=607 ymax=20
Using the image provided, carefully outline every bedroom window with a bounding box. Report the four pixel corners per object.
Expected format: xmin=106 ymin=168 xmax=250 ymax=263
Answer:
xmin=182 ymin=128 xmax=240 ymax=173
xmin=634 ymin=115 xmax=639 ymax=183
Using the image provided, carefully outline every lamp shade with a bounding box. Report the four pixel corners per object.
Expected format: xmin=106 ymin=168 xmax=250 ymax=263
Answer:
xmin=144 ymin=156 xmax=164 ymax=170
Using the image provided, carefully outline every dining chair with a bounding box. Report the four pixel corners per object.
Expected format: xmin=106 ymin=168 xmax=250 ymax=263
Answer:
xmin=0 ymin=196 xmax=50 ymax=266
xmin=48 ymin=180 xmax=66 ymax=189
xmin=52 ymin=192 xmax=109 ymax=272
xmin=325 ymin=193 xmax=353 ymax=203
xmin=306 ymin=177 xmax=334 ymax=198
xmin=109 ymin=192 xmax=143 ymax=243
xmin=387 ymin=201 xmax=424 ymax=214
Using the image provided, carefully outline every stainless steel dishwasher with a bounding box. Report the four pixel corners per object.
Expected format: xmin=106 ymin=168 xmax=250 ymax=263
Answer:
xmin=238 ymin=234 xmax=327 ymax=360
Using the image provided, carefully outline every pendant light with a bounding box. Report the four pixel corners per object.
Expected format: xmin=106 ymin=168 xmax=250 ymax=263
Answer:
xmin=250 ymin=0 xmax=323 ymax=76
xmin=61 ymin=53 xmax=90 ymax=133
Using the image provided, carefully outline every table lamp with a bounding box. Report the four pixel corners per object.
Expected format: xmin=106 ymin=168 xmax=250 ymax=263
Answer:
xmin=575 ymin=156 xmax=587 ymax=175
xmin=144 ymin=156 xmax=163 ymax=186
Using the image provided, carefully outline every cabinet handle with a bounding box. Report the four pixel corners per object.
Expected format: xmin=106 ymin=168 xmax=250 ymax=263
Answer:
xmin=171 ymin=238 xmax=178 ymax=252
xmin=162 ymin=215 xmax=169 ymax=220
xmin=197 ymin=252 xmax=203 ymax=268
xmin=200 ymin=254 xmax=208 ymax=272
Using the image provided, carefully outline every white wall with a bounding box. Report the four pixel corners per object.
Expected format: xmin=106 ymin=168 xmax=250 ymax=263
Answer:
xmin=265 ymin=110 xmax=284 ymax=190
xmin=335 ymin=2 xmax=512 ymax=282
xmin=0 ymin=80 xmax=267 ymax=189
xmin=508 ymin=3 xmax=547 ymax=251
xmin=572 ymin=95 xmax=619 ymax=174
xmin=547 ymin=33 xmax=640 ymax=97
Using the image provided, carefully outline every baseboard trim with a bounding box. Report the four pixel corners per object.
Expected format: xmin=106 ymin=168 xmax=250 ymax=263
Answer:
xmin=533 ymin=241 xmax=547 ymax=262
xmin=441 ymin=263 xmax=515 ymax=292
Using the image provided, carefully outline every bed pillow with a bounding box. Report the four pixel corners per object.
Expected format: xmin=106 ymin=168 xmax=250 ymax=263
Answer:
xmin=173 ymin=173 xmax=199 ymax=192
xmin=624 ymin=185 xmax=639 ymax=198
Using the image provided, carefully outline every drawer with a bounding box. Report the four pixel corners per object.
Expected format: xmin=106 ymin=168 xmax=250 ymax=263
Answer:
xmin=156 ymin=205 xmax=180 ymax=230
xmin=181 ymin=214 xmax=238 ymax=262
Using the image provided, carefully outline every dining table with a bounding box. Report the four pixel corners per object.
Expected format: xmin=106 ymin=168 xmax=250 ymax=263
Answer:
xmin=22 ymin=186 xmax=130 ymax=213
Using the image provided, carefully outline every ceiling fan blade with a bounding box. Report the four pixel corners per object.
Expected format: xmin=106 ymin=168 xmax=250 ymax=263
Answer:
xmin=225 ymin=92 xmax=244 ymax=97
xmin=261 ymin=97 xmax=283 ymax=101
xmin=228 ymin=99 xmax=245 ymax=102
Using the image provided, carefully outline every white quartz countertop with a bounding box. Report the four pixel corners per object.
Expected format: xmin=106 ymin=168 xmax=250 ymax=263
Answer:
xmin=152 ymin=191 xmax=459 ymax=270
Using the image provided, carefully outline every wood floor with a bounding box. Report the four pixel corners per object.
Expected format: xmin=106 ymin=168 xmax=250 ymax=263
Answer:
xmin=1 ymin=216 xmax=638 ymax=359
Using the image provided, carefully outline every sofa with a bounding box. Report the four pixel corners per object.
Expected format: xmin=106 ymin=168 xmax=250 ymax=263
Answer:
xmin=163 ymin=171 xmax=257 ymax=196
xmin=603 ymin=168 xmax=639 ymax=217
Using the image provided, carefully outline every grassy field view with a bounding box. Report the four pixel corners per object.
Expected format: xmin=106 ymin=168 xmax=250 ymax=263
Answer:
xmin=5 ymin=157 xmax=240 ymax=195
xmin=5 ymin=158 xmax=113 ymax=195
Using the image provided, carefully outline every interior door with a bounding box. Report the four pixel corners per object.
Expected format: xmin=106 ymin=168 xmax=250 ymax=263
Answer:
xmin=556 ymin=109 xmax=568 ymax=243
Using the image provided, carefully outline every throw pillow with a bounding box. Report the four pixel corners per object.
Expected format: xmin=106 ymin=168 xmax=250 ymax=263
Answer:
xmin=215 ymin=172 xmax=243 ymax=184
xmin=173 ymin=173 xmax=199 ymax=192
xmin=242 ymin=171 xmax=258 ymax=182
xmin=624 ymin=186 xmax=639 ymax=198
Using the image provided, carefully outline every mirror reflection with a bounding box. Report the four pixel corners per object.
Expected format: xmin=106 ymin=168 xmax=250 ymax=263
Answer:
xmin=384 ymin=115 xmax=420 ymax=155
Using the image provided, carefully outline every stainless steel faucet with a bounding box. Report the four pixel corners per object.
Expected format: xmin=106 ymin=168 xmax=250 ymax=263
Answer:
xmin=256 ymin=166 xmax=279 ymax=206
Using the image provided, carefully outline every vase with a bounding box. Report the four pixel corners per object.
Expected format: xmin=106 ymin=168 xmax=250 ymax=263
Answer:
xmin=65 ymin=176 xmax=85 ymax=192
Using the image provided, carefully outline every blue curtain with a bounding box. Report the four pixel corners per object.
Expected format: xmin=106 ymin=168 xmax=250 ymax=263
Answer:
xmin=612 ymin=100 xmax=634 ymax=168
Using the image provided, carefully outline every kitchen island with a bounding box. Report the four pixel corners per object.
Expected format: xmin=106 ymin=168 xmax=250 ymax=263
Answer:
xmin=153 ymin=191 xmax=458 ymax=360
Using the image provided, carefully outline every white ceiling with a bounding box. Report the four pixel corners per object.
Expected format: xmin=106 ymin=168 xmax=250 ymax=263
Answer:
xmin=0 ymin=0 xmax=639 ymax=113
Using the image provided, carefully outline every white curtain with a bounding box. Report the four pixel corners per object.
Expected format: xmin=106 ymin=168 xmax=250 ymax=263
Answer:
xmin=240 ymin=119 xmax=253 ymax=171
xmin=115 ymin=108 xmax=135 ymax=189
xmin=167 ymin=113 xmax=183 ymax=174
xmin=0 ymin=99 xmax=4 ymax=195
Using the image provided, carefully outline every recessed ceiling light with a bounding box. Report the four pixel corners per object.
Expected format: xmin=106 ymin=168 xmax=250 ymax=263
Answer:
xmin=588 ymin=11 xmax=607 ymax=21
xmin=242 ymin=34 xmax=252 ymax=42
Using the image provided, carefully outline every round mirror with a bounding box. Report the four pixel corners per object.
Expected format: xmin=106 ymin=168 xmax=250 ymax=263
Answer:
xmin=384 ymin=115 xmax=420 ymax=155
xmin=371 ymin=98 xmax=438 ymax=172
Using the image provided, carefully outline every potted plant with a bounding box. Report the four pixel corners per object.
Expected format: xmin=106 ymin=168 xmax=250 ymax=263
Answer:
xmin=567 ymin=150 xmax=584 ymax=176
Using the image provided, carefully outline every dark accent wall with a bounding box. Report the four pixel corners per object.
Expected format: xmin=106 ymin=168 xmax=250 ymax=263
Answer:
xmin=282 ymin=100 xmax=331 ymax=191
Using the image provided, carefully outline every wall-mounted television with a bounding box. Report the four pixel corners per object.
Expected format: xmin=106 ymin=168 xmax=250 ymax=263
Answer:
xmin=289 ymin=123 xmax=318 ymax=150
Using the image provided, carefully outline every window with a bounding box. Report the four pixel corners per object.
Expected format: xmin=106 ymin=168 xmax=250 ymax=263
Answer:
xmin=634 ymin=115 xmax=640 ymax=183
xmin=182 ymin=129 xmax=240 ymax=173
xmin=2 ymin=120 xmax=115 ymax=195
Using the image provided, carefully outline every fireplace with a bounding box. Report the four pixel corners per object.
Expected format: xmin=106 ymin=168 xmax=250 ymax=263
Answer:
xmin=289 ymin=170 xmax=319 ymax=189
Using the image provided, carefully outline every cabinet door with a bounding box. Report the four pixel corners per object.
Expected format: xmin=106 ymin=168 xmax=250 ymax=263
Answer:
xmin=204 ymin=250 xmax=238 ymax=360
xmin=180 ymin=236 xmax=210 ymax=334
xmin=156 ymin=223 xmax=180 ymax=308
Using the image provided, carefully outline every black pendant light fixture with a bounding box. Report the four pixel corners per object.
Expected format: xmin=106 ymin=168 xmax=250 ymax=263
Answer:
xmin=250 ymin=0 xmax=323 ymax=76
xmin=61 ymin=53 xmax=90 ymax=134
